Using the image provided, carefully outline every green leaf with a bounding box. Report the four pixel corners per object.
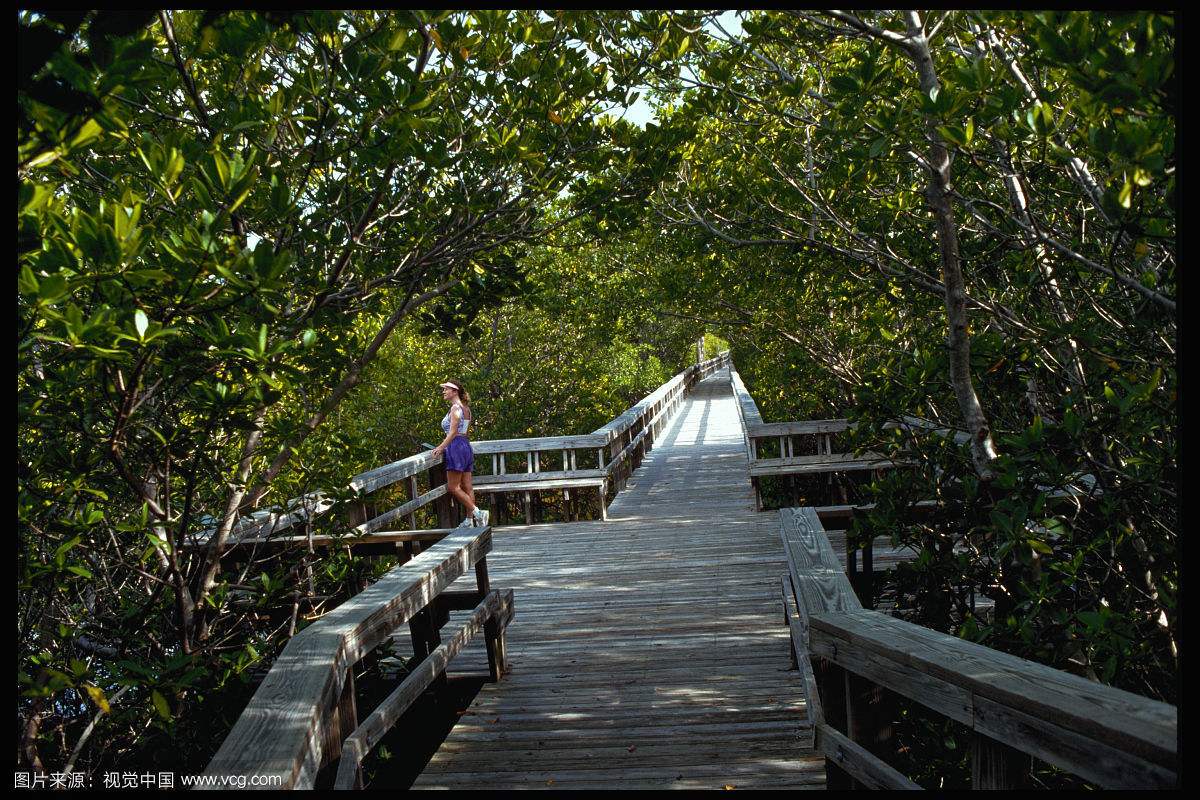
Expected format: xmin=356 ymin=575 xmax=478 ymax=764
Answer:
xmin=18 ymin=266 xmax=39 ymax=295
xmin=69 ymin=119 xmax=104 ymax=148
xmin=937 ymin=125 xmax=967 ymax=147
xmin=151 ymin=689 xmax=171 ymax=720
xmin=38 ymin=274 xmax=69 ymax=303
xmin=84 ymin=684 xmax=111 ymax=713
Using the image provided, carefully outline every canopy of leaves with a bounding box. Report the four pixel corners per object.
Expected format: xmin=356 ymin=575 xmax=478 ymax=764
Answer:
xmin=17 ymin=10 xmax=1175 ymax=789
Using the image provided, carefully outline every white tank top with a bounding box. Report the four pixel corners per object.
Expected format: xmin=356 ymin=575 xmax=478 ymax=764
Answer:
xmin=441 ymin=403 xmax=470 ymax=435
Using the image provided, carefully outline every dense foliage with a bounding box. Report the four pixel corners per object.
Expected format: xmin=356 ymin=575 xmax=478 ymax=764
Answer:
xmin=19 ymin=9 xmax=1174 ymax=787
xmin=620 ymin=10 xmax=1176 ymax=786
xmin=18 ymin=8 xmax=702 ymax=775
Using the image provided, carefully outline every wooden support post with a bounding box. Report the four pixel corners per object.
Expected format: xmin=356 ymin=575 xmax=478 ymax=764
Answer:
xmin=524 ymin=451 xmax=534 ymax=525
xmin=424 ymin=606 xmax=448 ymax=691
xmin=861 ymin=535 xmax=874 ymax=608
xmin=406 ymin=476 xmax=418 ymax=530
xmin=845 ymin=672 xmax=895 ymax=789
xmin=408 ymin=608 xmax=431 ymax=660
xmin=429 ymin=463 xmax=456 ymax=529
xmin=847 ymin=534 xmax=859 ymax=598
xmin=474 ymin=558 xmax=506 ymax=681
xmin=781 ymin=576 xmax=798 ymax=670
xmin=972 ymin=733 xmax=1031 ymax=788
xmin=814 ymin=657 xmax=852 ymax=790
xmin=599 ymin=480 xmax=608 ymax=521
xmin=322 ymin=668 xmax=358 ymax=772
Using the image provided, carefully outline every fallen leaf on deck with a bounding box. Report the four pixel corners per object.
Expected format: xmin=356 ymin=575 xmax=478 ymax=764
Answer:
xmin=627 ymin=745 xmax=636 ymax=752
xmin=724 ymin=784 xmax=737 ymax=790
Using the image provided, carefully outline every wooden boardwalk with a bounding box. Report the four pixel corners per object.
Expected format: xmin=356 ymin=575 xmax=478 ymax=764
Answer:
xmin=412 ymin=369 xmax=826 ymax=789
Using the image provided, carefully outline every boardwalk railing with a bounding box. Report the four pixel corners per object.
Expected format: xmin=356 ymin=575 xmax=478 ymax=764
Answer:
xmin=730 ymin=364 xmax=1096 ymax=510
xmin=728 ymin=363 xmax=910 ymax=512
xmin=202 ymin=520 xmax=512 ymax=789
xmin=188 ymin=351 xmax=730 ymax=555
xmin=778 ymin=507 xmax=1178 ymax=789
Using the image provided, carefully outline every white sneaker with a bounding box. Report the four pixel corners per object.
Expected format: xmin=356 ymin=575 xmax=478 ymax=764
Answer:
xmin=474 ymin=509 xmax=490 ymax=528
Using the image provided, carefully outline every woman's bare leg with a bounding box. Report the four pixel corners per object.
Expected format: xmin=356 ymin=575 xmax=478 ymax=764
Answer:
xmin=462 ymin=470 xmax=476 ymax=511
xmin=445 ymin=470 xmax=476 ymax=517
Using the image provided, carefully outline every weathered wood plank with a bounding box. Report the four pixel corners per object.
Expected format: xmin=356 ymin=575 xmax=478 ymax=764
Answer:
xmin=469 ymin=435 xmax=606 ymax=454
xmin=751 ymin=455 xmax=907 ymax=478
xmin=473 ymin=478 xmax=605 ymax=493
xmin=750 ymin=419 xmax=854 ymax=437
xmin=356 ymin=484 xmax=446 ymax=533
xmin=474 ymin=469 xmax=605 ymax=486
xmin=203 ymin=522 xmax=491 ymax=789
xmin=350 ymin=452 xmax=440 ymax=494
xmin=814 ymin=723 xmax=921 ymax=790
xmin=971 ymin=732 xmax=1030 ymax=789
xmin=780 ymin=507 xmax=861 ymax=625
xmin=334 ymin=589 xmax=514 ymax=789
xmin=809 ymin=609 xmax=1177 ymax=783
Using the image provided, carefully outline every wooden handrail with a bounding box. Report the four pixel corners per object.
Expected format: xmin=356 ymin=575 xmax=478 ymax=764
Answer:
xmin=809 ymin=610 xmax=1177 ymax=788
xmin=333 ymin=587 xmax=515 ymax=789
xmin=202 ymin=521 xmax=506 ymax=789
xmin=778 ymin=507 xmax=1178 ymax=789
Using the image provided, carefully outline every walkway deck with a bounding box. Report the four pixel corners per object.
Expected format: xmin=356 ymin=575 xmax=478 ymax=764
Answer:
xmin=411 ymin=370 xmax=825 ymax=790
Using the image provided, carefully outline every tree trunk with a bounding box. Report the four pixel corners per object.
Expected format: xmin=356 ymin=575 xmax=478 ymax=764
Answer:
xmin=903 ymin=11 xmax=998 ymax=481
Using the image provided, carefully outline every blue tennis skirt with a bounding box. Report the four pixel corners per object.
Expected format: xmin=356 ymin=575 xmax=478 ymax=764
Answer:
xmin=444 ymin=436 xmax=474 ymax=472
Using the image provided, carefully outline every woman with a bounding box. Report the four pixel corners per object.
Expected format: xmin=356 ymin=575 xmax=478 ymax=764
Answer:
xmin=432 ymin=380 xmax=488 ymax=527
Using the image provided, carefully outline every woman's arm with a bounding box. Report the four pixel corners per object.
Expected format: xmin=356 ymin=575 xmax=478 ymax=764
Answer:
xmin=432 ymin=405 xmax=462 ymax=454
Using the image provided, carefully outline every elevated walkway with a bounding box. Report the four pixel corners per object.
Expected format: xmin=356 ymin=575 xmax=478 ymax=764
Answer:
xmin=204 ymin=356 xmax=1175 ymax=790
xmin=413 ymin=369 xmax=825 ymax=789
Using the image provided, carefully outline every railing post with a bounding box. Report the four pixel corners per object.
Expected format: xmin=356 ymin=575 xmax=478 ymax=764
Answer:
xmin=972 ymin=732 xmax=1031 ymax=788
xmin=322 ymin=668 xmax=358 ymax=769
xmin=429 ymin=462 xmax=455 ymax=529
xmin=474 ymin=557 xmax=507 ymax=681
xmin=845 ymin=672 xmax=895 ymax=789
xmin=813 ymin=657 xmax=852 ymax=789
xmin=406 ymin=476 xmax=418 ymax=531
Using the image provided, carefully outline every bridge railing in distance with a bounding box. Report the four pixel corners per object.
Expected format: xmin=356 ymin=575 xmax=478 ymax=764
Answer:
xmin=778 ymin=507 xmax=1177 ymax=789
xmin=202 ymin=520 xmax=513 ymax=790
xmin=185 ymin=351 xmax=730 ymax=559
xmin=727 ymin=362 xmax=905 ymax=512
xmin=728 ymin=367 xmax=1096 ymax=519
xmin=591 ymin=349 xmax=730 ymax=507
